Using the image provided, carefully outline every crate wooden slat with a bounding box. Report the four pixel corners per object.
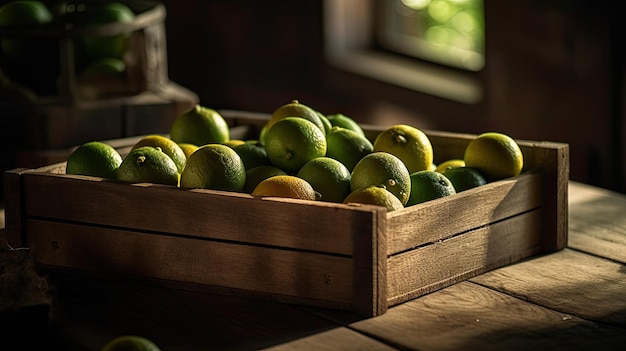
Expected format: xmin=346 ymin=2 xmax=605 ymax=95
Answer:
xmin=3 ymin=110 xmax=569 ymax=317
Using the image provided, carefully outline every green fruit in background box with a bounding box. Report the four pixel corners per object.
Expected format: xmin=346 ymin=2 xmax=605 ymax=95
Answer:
xmin=75 ymin=2 xmax=136 ymax=60
xmin=0 ymin=1 xmax=53 ymax=59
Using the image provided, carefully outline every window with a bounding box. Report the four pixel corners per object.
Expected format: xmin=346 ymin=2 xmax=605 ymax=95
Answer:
xmin=376 ymin=0 xmax=485 ymax=72
xmin=323 ymin=0 xmax=484 ymax=104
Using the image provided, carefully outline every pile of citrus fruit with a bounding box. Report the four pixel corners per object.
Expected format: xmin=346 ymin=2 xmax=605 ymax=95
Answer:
xmin=66 ymin=100 xmax=524 ymax=212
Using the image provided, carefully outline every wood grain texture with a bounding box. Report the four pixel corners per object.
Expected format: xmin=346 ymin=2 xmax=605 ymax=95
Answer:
xmin=470 ymin=248 xmax=626 ymax=328
xmin=342 ymin=281 xmax=626 ymax=351
xmin=386 ymin=209 xmax=543 ymax=305
xmin=568 ymin=182 xmax=626 ymax=263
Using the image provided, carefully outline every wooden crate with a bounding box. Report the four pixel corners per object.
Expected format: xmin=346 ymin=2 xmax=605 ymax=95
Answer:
xmin=3 ymin=110 xmax=569 ymax=317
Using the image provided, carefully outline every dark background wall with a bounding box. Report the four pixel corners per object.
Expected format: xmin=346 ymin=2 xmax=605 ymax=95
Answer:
xmin=161 ymin=0 xmax=624 ymax=192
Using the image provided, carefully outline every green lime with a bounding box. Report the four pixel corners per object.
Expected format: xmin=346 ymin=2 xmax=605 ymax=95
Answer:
xmin=232 ymin=142 xmax=271 ymax=170
xmin=264 ymin=117 xmax=327 ymax=173
xmin=169 ymin=105 xmax=230 ymax=146
xmin=343 ymin=185 xmax=404 ymax=212
xmin=350 ymin=152 xmax=411 ymax=206
xmin=179 ymin=144 xmax=246 ymax=192
xmin=406 ymin=170 xmax=456 ymax=206
xmin=325 ymin=126 xmax=373 ymax=171
xmin=316 ymin=110 xmax=333 ymax=135
xmin=117 ymin=146 xmax=179 ymax=186
xmin=0 ymin=1 xmax=53 ymax=59
xmin=77 ymin=2 xmax=135 ymax=60
xmin=435 ymin=159 xmax=465 ymax=173
xmin=297 ymin=157 xmax=351 ymax=203
xmin=442 ymin=167 xmax=487 ymax=192
xmin=131 ymin=135 xmax=187 ymax=174
xmin=326 ymin=113 xmax=366 ymax=138
xmin=101 ymin=335 xmax=161 ymax=351
xmin=66 ymin=141 xmax=122 ymax=179
xmin=266 ymin=100 xmax=325 ymax=133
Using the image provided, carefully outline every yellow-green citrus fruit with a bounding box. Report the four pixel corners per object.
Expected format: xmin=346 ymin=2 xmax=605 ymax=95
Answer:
xmin=350 ymin=152 xmax=411 ymax=205
xmin=243 ymin=165 xmax=287 ymax=194
xmin=101 ymin=335 xmax=161 ymax=351
xmin=179 ymin=144 xmax=246 ymax=192
xmin=223 ymin=139 xmax=246 ymax=148
xmin=264 ymin=117 xmax=327 ymax=173
xmin=169 ymin=105 xmax=230 ymax=146
xmin=442 ymin=166 xmax=487 ymax=192
xmin=116 ymin=146 xmax=179 ymax=186
xmin=258 ymin=124 xmax=269 ymax=146
xmin=66 ymin=141 xmax=122 ymax=179
xmin=131 ymin=135 xmax=186 ymax=174
xmin=0 ymin=1 xmax=53 ymax=58
xmin=297 ymin=157 xmax=351 ymax=203
xmin=232 ymin=142 xmax=271 ymax=170
xmin=464 ymin=132 xmax=524 ymax=181
xmin=343 ymin=185 xmax=404 ymax=212
xmin=316 ymin=111 xmax=333 ymax=135
xmin=77 ymin=2 xmax=135 ymax=60
xmin=251 ymin=175 xmax=318 ymax=201
xmin=435 ymin=159 xmax=465 ymax=173
xmin=406 ymin=170 xmax=456 ymax=206
xmin=267 ymin=100 xmax=325 ymax=133
xmin=373 ymin=124 xmax=433 ymax=174
xmin=325 ymin=126 xmax=373 ymax=171
xmin=78 ymin=57 xmax=126 ymax=77
xmin=177 ymin=143 xmax=199 ymax=158
xmin=326 ymin=113 xmax=366 ymax=138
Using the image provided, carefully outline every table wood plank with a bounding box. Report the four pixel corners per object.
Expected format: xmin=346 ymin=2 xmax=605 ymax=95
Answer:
xmin=307 ymin=281 xmax=626 ymax=351
xmin=568 ymin=182 xmax=626 ymax=263
xmin=46 ymin=275 xmax=399 ymax=351
xmin=470 ymin=248 xmax=626 ymax=327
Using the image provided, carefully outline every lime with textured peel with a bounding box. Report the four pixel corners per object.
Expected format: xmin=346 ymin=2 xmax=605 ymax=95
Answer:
xmin=266 ymin=100 xmax=325 ymax=133
xmin=264 ymin=117 xmax=326 ymax=173
xmin=232 ymin=142 xmax=271 ymax=170
xmin=442 ymin=166 xmax=487 ymax=192
xmin=169 ymin=105 xmax=230 ymax=146
xmin=297 ymin=157 xmax=351 ymax=203
xmin=66 ymin=141 xmax=122 ymax=179
xmin=350 ymin=152 xmax=411 ymax=206
xmin=101 ymin=335 xmax=161 ymax=351
xmin=326 ymin=113 xmax=366 ymax=138
xmin=179 ymin=144 xmax=246 ymax=192
xmin=325 ymin=126 xmax=373 ymax=171
xmin=117 ymin=146 xmax=179 ymax=186
xmin=406 ymin=170 xmax=456 ymax=206
xmin=343 ymin=185 xmax=404 ymax=212
xmin=316 ymin=111 xmax=333 ymax=135
xmin=464 ymin=132 xmax=523 ymax=181
xmin=131 ymin=135 xmax=187 ymax=174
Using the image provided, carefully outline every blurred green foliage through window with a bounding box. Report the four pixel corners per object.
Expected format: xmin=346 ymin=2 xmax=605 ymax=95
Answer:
xmin=378 ymin=0 xmax=485 ymax=71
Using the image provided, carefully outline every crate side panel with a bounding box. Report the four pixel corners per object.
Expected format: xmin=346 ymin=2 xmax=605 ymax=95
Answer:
xmin=21 ymin=172 xmax=377 ymax=255
xmin=26 ymin=219 xmax=354 ymax=306
xmin=386 ymin=173 xmax=542 ymax=254
xmin=386 ymin=209 xmax=543 ymax=306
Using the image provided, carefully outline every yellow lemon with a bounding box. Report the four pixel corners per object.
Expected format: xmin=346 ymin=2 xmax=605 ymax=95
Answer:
xmin=406 ymin=170 xmax=456 ymax=206
xmin=373 ymin=124 xmax=433 ymax=174
xmin=131 ymin=135 xmax=186 ymax=174
xmin=101 ymin=335 xmax=161 ymax=351
xmin=266 ymin=100 xmax=325 ymax=133
xmin=442 ymin=166 xmax=487 ymax=192
xmin=325 ymin=126 xmax=373 ymax=171
xmin=116 ymin=146 xmax=179 ymax=186
xmin=251 ymin=175 xmax=318 ymax=201
xmin=296 ymin=157 xmax=351 ymax=203
xmin=264 ymin=117 xmax=326 ymax=173
xmin=169 ymin=105 xmax=230 ymax=146
xmin=179 ymin=144 xmax=246 ymax=192
xmin=66 ymin=141 xmax=122 ymax=179
xmin=435 ymin=159 xmax=465 ymax=173
xmin=464 ymin=132 xmax=524 ymax=181
xmin=343 ymin=185 xmax=404 ymax=212
xmin=350 ymin=152 xmax=411 ymax=206
xmin=243 ymin=165 xmax=288 ymax=194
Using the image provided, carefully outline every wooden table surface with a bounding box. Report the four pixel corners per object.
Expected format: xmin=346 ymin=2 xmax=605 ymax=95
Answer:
xmin=2 ymin=181 xmax=625 ymax=350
